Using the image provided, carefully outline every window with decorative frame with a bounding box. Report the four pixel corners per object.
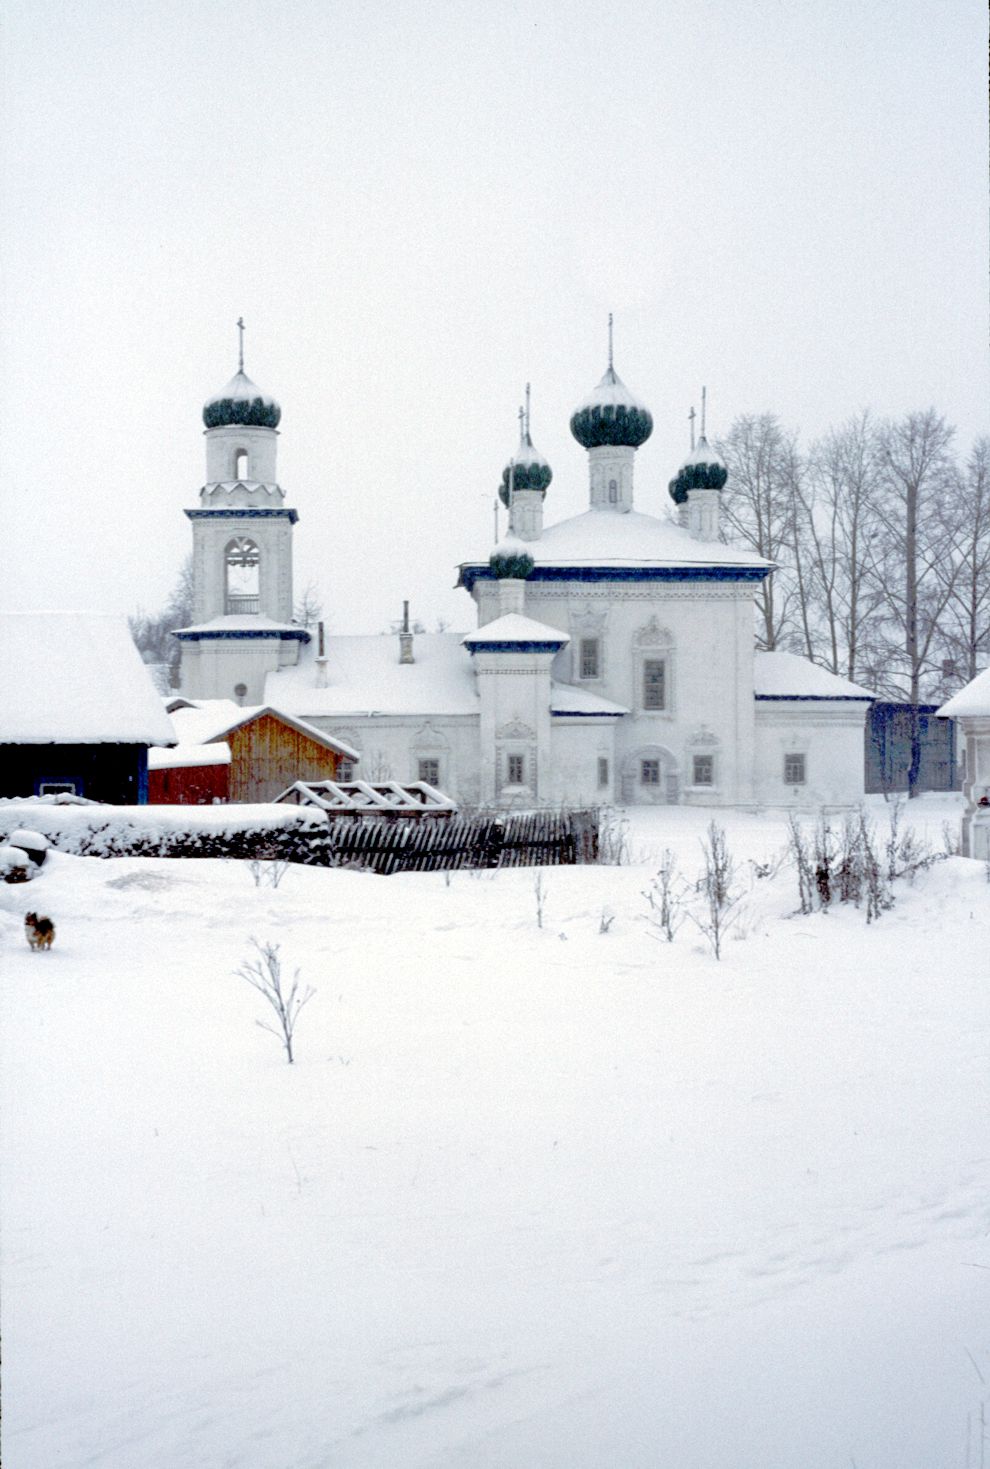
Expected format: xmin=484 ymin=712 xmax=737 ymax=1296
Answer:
xmin=692 ymin=753 xmax=715 ymax=786
xmin=642 ymin=658 xmax=666 ymax=710
xmin=418 ymin=758 xmax=440 ymax=787
xmin=640 ymin=758 xmax=661 ymax=786
xmin=784 ymin=752 xmax=807 ymax=785
xmin=506 ymin=753 xmax=526 ymax=786
xmin=579 ymin=637 xmax=601 ymax=680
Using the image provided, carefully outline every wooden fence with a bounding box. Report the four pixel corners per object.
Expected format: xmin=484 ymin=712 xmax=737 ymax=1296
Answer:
xmin=322 ymin=808 xmax=599 ymax=874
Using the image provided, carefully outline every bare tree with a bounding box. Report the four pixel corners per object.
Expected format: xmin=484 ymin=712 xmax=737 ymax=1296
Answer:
xmin=293 ymin=580 xmax=324 ymax=630
xmin=798 ymin=412 xmax=887 ymax=683
xmin=689 ymin=822 xmax=741 ymax=960
xmin=871 ymin=410 xmax=961 ymax=792
xmin=937 ymin=436 xmax=990 ymax=686
xmin=718 ymin=414 xmax=802 ymax=650
xmin=129 ymin=555 xmax=194 ymax=690
xmin=235 ymin=938 xmax=315 ymax=1065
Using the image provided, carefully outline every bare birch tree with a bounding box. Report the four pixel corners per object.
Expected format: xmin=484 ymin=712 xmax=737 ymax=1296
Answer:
xmin=937 ymin=435 xmax=990 ymax=687
xmin=718 ymin=414 xmax=801 ymax=650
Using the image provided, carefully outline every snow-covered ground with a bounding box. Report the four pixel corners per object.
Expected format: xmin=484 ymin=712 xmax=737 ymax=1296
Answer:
xmin=1 ymin=795 xmax=987 ymax=1469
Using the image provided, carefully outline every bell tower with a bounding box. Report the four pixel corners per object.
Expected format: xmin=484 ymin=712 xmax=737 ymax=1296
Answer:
xmin=175 ymin=323 xmax=308 ymax=702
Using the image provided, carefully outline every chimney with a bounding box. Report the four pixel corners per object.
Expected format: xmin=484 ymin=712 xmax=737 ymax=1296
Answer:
xmin=398 ymin=600 xmax=415 ymax=664
xmin=315 ymin=619 xmax=329 ymax=688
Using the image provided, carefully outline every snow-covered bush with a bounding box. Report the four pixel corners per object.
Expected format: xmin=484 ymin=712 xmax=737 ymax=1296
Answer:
xmin=0 ymin=845 xmax=33 ymax=884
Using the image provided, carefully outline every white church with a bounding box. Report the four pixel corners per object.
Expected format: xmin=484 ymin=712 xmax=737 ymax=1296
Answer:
xmin=175 ymin=336 xmax=874 ymax=809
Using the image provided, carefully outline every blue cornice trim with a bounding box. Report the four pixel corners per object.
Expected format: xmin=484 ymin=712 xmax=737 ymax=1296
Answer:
xmin=550 ymin=709 xmax=626 ymax=719
xmin=755 ymin=693 xmax=874 ymax=703
xmin=459 ymin=563 xmax=769 ymax=591
xmin=185 ymin=507 xmax=299 ymax=524
xmin=174 ymin=627 xmax=310 ymax=643
xmin=463 ymin=640 xmax=564 ymax=654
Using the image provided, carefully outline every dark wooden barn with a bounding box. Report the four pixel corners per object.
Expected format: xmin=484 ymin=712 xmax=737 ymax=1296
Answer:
xmin=864 ymin=702 xmax=959 ymax=795
xmin=0 ymin=612 xmax=175 ymax=803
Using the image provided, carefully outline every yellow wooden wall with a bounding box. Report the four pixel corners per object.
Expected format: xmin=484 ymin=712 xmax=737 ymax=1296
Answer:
xmin=225 ymin=714 xmax=340 ymax=803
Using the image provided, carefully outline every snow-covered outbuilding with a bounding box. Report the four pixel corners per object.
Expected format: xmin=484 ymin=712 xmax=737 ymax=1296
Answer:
xmin=937 ymin=668 xmax=990 ymax=857
xmin=0 ymin=612 xmax=175 ymax=803
xmin=176 ymin=338 xmax=874 ymax=809
xmin=151 ymin=698 xmax=359 ymax=804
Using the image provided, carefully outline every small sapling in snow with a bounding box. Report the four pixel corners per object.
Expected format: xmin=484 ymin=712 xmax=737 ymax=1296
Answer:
xmin=235 ymin=938 xmax=315 ymax=1065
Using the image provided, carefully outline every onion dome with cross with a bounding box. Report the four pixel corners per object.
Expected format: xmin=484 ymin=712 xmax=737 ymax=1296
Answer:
xmin=498 ymin=387 xmax=552 ymax=508
xmin=202 ymin=318 xmax=281 ymax=429
xmin=570 ymin=316 xmax=653 ymax=450
xmin=668 ymin=390 xmax=727 ymax=505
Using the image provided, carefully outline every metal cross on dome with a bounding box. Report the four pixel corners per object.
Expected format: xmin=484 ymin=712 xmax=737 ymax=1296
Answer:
xmin=237 ymin=316 xmax=245 ymax=373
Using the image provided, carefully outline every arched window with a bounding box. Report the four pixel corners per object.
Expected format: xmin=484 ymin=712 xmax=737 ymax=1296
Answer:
xmin=234 ymin=449 xmax=249 ymax=481
xmin=608 ymin=478 xmax=618 ymax=504
xmin=225 ymin=537 xmax=260 ymax=615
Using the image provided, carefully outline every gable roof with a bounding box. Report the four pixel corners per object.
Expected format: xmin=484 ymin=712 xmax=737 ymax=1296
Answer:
xmin=166 ymin=700 xmax=360 ymax=761
xmin=0 ymin=612 xmax=176 ymax=745
xmin=937 ymin=667 xmax=990 ymax=718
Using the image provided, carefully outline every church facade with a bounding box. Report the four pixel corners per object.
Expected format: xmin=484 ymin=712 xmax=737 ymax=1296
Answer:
xmin=176 ymin=343 xmax=874 ymax=809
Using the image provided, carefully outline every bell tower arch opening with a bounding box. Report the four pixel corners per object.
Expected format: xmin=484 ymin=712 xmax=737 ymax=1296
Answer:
xmin=225 ymin=536 xmax=260 ymax=615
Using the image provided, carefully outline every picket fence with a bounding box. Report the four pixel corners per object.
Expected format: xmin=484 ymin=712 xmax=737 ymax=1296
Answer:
xmin=321 ymin=808 xmax=600 ymax=874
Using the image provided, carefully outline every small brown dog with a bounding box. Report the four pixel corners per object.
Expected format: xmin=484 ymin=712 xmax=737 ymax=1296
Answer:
xmin=24 ymin=912 xmax=55 ymax=951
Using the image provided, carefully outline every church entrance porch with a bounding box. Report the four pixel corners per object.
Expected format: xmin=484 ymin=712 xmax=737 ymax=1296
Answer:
xmin=621 ymin=744 xmax=680 ymax=804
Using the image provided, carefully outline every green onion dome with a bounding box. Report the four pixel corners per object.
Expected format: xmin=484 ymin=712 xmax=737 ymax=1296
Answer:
xmin=489 ymin=534 xmax=535 ymax=580
xmin=668 ymin=434 xmax=727 ymax=504
xmin=498 ymin=428 xmax=553 ymax=508
xmin=203 ymin=370 xmax=281 ymax=429
xmin=570 ymin=364 xmax=653 ymax=449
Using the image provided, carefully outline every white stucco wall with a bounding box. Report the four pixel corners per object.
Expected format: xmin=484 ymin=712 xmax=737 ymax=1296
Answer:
xmin=191 ymin=514 xmax=294 ymax=623
xmin=519 ymin=579 xmax=757 ymax=805
xmin=753 ymin=702 xmax=870 ymax=808
xmin=204 ymin=424 xmax=279 ymax=485
xmin=302 ymin=714 xmax=481 ymax=806
xmin=547 ymin=719 xmax=618 ymax=807
xmin=179 ymin=636 xmax=302 ymax=705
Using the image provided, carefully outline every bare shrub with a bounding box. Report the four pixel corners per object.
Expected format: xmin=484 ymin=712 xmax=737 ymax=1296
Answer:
xmin=689 ymin=822 xmax=742 ymax=960
xmin=643 ymin=848 xmax=686 ymax=943
xmin=248 ymin=845 xmax=291 ymax=889
xmin=533 ymin=870 xmax=548 ymax=929
xmin=598 ymin=808 xmax=630 ymax=866
xmin=786 ymin=813 xmax=816 ymax=915
xmin=598 ymin=906 xmax=616 ymax=934
xmin=235 ymin=939 xmax=315 ymax=1065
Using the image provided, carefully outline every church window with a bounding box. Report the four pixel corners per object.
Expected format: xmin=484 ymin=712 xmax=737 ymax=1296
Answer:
xmin=608 ymin=478 xmax=618 ymax=504
xmin=418 ymin=758 xmax=440 ymax=787
xmin=579 ymin=637 xmax=601 ymax=680
xmin=234 ymin=449 xmax=249 ymax=480
xmin=507 ymin=753 xmax=525 ymax=786
xmin=643 ymin=659 xmax=666 ymax=710
xmin=337 ymin=759 xmax=355 ymax=781
xmin=640 ymin=758 xmax=661 ymax=786
xmin=597 ymin=757 xmax=609 ymax=788
xmin=225 ymin=538 xmax=260 ymax=615
xmin=784 ymin=753 xmax=806 ymax=785
xmin=693 ymin=754 xmax=714 ymax=786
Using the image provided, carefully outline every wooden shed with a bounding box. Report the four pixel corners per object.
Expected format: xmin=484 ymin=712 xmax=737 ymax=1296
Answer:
xmin=0 ymin=612 xmax=175 ymax=803
xmin=154 ymin=700 xmax=359 ymax=804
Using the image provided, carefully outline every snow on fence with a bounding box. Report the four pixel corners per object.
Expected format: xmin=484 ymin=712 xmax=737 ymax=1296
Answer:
xmin=320 ymin=808 xmax=599 ymax=874
xmin=0 ymin=801 xmax=600 ymax=872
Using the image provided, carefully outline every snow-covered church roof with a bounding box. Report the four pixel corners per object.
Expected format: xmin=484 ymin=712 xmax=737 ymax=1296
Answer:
xmin=460 ymin=509 xmax=772 ymax=585
xmin=0 ymin=612 xmax=176 ymax=745
xmin=266 ymin=633 xmax=480 ymax=717
xmin=754 ymin=652 xmax=875 ymax=700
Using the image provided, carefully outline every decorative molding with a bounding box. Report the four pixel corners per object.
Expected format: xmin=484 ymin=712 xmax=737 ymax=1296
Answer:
xmin=634 ymin=616 xmax=673 ymax=648
xmin=459 ymin=564 xmax=769 ymax=591
xmin=688 ymin=724 xmax=720 ymax=747
xmin=412 ymin=721 xmax=450 ymax=750
xmin=569 ymin=602 xmax=608 ymax=635
xmin=496 ymin=718 xmax=536 ymax=740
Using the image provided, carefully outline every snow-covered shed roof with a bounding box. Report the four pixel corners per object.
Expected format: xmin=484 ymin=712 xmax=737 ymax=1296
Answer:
xmin=148 ymin=742 xmax=231 ymax=770
xmin=460 ymin=509 xmax=772 ymax=585
xmin=0 ymin=612 xmax=176 ymax=746
xmin=164 ymin=700 xmax=360 ymax=761
xmin=754 ymin=652 xmax=876 ymax=701
xmin=266 ymin=633 xmax=479 ymax=718
xmin=937 ymin=668 xmax=990 ymax=718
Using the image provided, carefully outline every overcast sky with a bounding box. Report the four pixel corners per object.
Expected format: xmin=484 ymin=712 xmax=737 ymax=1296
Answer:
xmin=3 ymin=0 xmax=987 ymax=635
